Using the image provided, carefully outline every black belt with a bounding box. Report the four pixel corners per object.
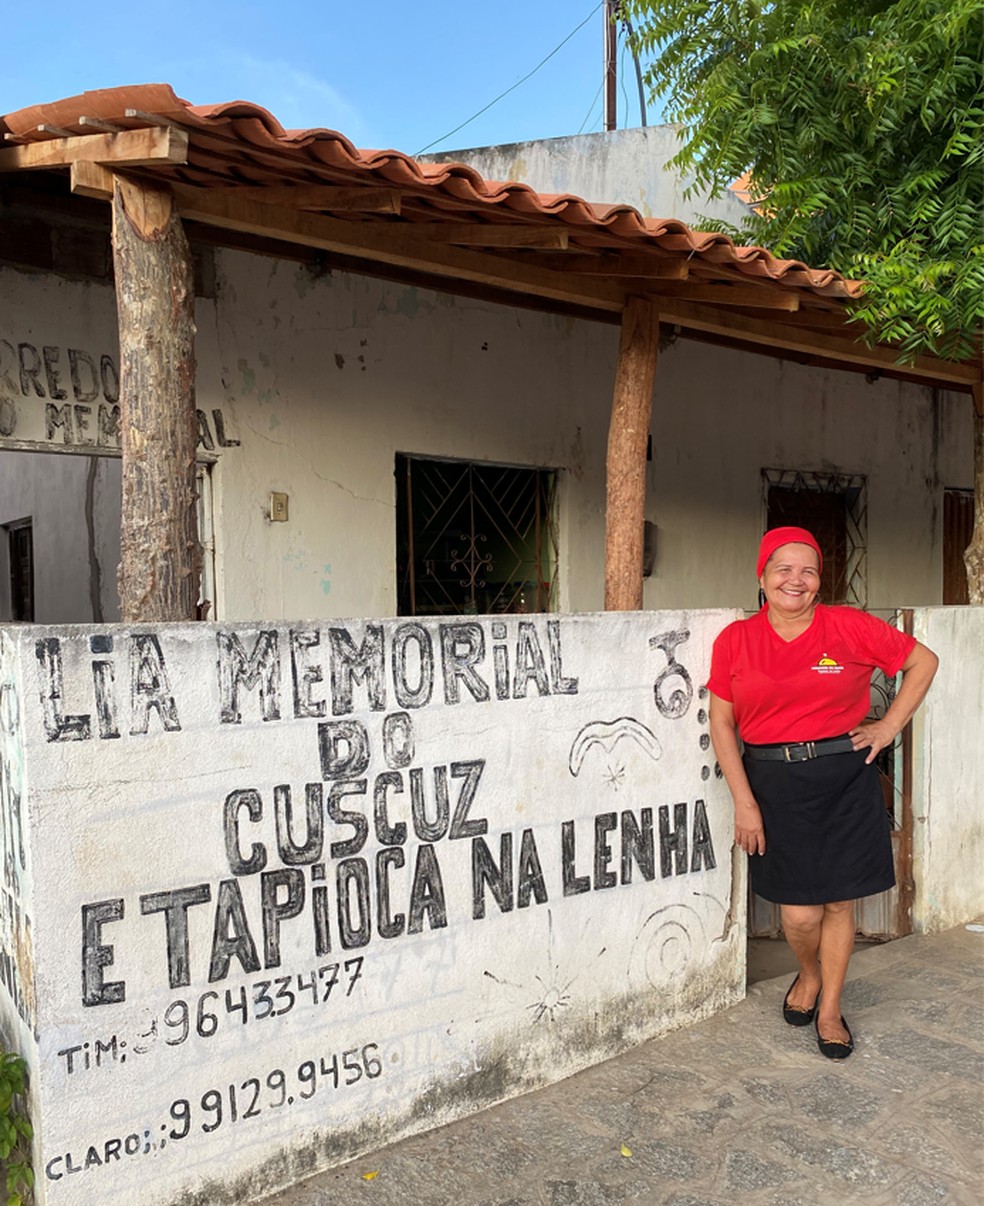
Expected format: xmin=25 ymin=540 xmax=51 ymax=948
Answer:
xmin=743 ymin=736 xmax=856 ymax=763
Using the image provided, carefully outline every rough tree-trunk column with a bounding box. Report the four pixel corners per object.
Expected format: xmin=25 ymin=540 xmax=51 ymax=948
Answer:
xmin=966 ymin=382 xmax=984 ymax=604
xmin=604 ymin=298 xmax=660 ymax=610
xmin=112 ymin=174 xmax=200 ymax=621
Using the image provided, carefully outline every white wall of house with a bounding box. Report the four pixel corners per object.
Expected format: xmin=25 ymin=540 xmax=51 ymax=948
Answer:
xmin=0 ymin=450 xmax=120 ymax=623
xmin=422 ymin=126 xmax=752 ymax=227
xmin=910 ymin=606 xmax=984 ymax=933
xmin=0 ymin=252 xmax=975 ymax=625
xmin=1 ymin=611 xmax=741 ymax=1205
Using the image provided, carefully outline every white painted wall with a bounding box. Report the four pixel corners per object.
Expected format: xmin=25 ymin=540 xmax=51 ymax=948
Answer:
xmin=0 ymin=451 xmax=121 ymax=623
xmin=422 ymin=126 xmax=752 ymax=227
xmin=2 ymin=611 xmax=741 ymax=1205
xmin=910 ymin=606 xmax=984 ymax=932
xmin=0 ymin=253 xmax=975 ymax=624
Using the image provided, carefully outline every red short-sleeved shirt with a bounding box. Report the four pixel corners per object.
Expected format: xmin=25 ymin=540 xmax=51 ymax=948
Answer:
xmin=707 ymin=604 xmax=916 ymax=744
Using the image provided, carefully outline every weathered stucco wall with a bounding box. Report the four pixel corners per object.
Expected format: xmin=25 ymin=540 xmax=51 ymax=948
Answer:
xmin=3 ymin=610 xmax=741 ymax=1205
xmin=0 ymin=257 xmax=974 ymax=623
xmin=910 ymin=607 xmax=984 ymax=932
xmin=421 ymin=126 xmax=752 ymax=227
xmin=0 ymin=450 xmax=120 ymax=623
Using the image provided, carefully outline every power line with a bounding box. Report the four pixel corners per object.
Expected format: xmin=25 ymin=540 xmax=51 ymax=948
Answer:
xmin=577 ymin=78 xmax=606 ymax=136
xmin=415 ymin=2 xmax=604 ymax=156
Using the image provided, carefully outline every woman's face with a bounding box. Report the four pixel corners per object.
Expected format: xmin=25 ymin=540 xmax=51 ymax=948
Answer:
xmin=760 ymin=542 xmax=821 ymax=619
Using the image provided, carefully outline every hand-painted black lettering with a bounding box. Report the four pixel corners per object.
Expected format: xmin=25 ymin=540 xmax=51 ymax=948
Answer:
xmin=376 ymin=848 xmax=406 ymax=938
xmin=512 ymin=621 xmax=550 ymax=698
xmin=91 ymin=658 xmax=120 ymax=739
xmin=45 ymin=402 xmax=73 ymax=442
xmin=129 ymin=634 xmax=181 ymax=734
xmin=274 ymin=783 xmax=324 ymax=865
xmin=318 ymin=719 xmax=370 ymax=780
xmin=18 ymin=343 xmax=44 ymax=397
xmin=81 ymin=899 xmax=125 ymax=1006
xmin=516 ymin=828 xmax=547 ymax=908
xmin=620 ymin=808 xmax=655 ymax=883
xmin=391 ymin=623 xmax=435 ymax=708
xmin=68 ymin=349 xmax=100 ymax=402
xmin=217 ymin=630 xmax=281 ymax=724
xmin=472 ymin=834 xmax=513 ymax=919
xmin=213 ymin=408 xmax=240 ymax=446
xmin=439 ymin=622 xmax=490 ymax=704
xmin=326 ymin=781 xmax=369 ymax=857
xmin=36 ymin=638 xmax=91 ymax=741
xmin=328 ymin=625 xmax=385 ymax=715
xmin=208 ymin=879 xmax=261 ymax=982
xmin=690 ymin=799 xmax=716 ymax=871
xmin=196 ymin=409 xmax=216 ymax=451
xmin=260 ymin=868 xmax=305 ymax=967
xmin=100 ymin=355 xmax=119 ymax=403
xmin=593 ymin=813 xmax=618 ymax=889
xmin=336 ymin=859 xmax=371 ymax=948
xmin=561 ymin=821 xmax=590 ymax=895
xmin=381 ymin=711 xmax=415 ymax=768
xmin=409 ymin=765 xmax=449 ymax=842
xmin=659 ymin=802 xmax=689 ymax=877
xmin=548 ymin=620 xmax=579 ymax=694
xmin=97 ymin=403 xmax=120 ymax=446
xmin=223 ymin=789 xmax=268 ymax=875
xmin=290 ymin=629 xmax=326 ymax=718
xmin=448 ymin=759 xmax=487 ymax=839
xmin=373 ymin=772 xmax=407 ymax=845
xmin=140 ymin=885 xmax=212 ymax=989
xmin=42 ymin=345 xmax=68 ymax=400
xmin=407 ymin=844 xmax=447 ymax=934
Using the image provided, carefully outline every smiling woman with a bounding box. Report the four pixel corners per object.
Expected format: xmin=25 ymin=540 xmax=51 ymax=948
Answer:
xmin=706 ymin=526 xmax=938 ymax=1060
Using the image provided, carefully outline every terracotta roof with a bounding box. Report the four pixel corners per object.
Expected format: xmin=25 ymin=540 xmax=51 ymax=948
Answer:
xmin=0 ymin=84 xmax=863 ymax=304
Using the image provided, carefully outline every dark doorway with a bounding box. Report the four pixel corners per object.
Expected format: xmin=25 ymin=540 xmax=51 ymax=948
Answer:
xmin=942 ymin=488 xmax=973 ymax=604
xmin=763 ymin=469 xmax=867 ymax=606
xmin=6 ymin=520 xmax=34 ymax=621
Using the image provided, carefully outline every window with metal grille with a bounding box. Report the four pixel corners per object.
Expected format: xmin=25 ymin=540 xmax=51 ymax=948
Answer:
xmin=396 ymin=455 xmax=558 ymax=617
xmin=762 ymin=468 xmax=868 ymax=607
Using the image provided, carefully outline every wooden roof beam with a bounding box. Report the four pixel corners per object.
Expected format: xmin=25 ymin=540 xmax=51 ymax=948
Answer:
xmin=207 ymin=185 xmax=402 ymax=213
xmin=642 ymin=281 xmax=799 ymax=311
xmin=657 ymin=298 xmax=980 ymax=387
xmin=518 ymin=253 xmax=688 ymax=280
xmin=166 ymin=183 xmax=624 ymax=310
xmin=405 ymin=222 xmax=569 ymax=249
xmin=0 ymin=126 xmax=188 ymax=172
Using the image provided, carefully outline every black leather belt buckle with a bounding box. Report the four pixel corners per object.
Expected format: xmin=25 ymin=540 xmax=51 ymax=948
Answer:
xmin=784 ymin=741 xmax=816 ymax=762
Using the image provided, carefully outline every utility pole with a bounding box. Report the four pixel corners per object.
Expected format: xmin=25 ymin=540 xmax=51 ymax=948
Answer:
xmin=604 ymin=0 xmax=618 ymax=131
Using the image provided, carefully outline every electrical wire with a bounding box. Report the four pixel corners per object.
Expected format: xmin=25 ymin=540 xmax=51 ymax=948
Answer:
xmin=577 ymin=77 xmax=606 ymax=136
xmin=415 ymin=2 xmax=604 ymax=155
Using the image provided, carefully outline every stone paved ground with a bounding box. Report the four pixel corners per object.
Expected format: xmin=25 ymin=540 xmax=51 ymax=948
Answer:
xmin=261 ymin=922 xmax=984 ymax=1206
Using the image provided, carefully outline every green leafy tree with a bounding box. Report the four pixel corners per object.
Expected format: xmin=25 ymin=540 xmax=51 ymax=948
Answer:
xmin=626 ymin=0 xmax=984 ymax=362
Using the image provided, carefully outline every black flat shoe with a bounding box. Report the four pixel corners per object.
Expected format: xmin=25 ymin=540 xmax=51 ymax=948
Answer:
xmin=816 ymin=1014 xmax=854 ymax=1059
xmin=782 ymin=975 xmax=820 ymax=1026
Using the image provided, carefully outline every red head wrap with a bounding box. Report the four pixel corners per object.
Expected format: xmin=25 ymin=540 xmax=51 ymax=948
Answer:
xmin=756 ymin=526 xmax=823 ymax=578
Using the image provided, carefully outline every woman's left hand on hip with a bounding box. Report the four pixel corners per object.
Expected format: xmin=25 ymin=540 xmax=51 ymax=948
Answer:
xmin=849 ymin=720 xmax=896 ymax=764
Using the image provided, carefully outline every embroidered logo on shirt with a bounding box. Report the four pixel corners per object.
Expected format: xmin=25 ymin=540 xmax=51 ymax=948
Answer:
xmin=810 ymin=653 xmax=843 ymax=675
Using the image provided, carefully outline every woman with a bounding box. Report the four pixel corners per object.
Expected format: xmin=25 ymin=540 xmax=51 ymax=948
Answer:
xmin=707 ymin=526 xmax=938 ymax=1058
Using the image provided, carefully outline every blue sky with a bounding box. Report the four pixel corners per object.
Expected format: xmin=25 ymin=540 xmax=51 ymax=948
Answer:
xmin=1 ymin=1 xmax=662 ymax=156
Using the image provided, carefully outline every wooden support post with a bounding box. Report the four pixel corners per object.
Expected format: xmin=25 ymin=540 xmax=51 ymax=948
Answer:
xmin=604 ymin=298 xmax=660 ymax=610
xmin=965 ymin=382 xmax=984 ymax=604
xmin=112 ymin=174 xmax=201 ymax=621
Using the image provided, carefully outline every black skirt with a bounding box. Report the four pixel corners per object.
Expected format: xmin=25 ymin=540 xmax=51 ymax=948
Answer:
xmin=742 ymin=744 xmax=895 ymax=906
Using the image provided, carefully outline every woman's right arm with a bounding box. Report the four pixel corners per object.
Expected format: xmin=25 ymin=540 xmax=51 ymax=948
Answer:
xmin=709 ymin=692 xmax=766 ymax=855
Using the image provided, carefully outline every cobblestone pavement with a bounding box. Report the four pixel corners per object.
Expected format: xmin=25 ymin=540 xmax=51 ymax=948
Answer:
xmin=261 ymin=922 xmax=984 ymax=1206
